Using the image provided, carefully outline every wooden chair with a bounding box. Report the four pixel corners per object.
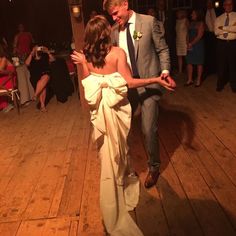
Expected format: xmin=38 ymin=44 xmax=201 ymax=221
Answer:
xmin=66 ymin=58 xmax=78 ymax=92
xmin=0 ymin=70 xmax=20 ymax=114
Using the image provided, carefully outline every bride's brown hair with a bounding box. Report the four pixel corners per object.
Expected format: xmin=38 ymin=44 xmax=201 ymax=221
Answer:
xmin=83 ymin=15 xmax=112 ymax=68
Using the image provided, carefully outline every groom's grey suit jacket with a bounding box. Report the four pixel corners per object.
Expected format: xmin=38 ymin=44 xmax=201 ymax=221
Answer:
xmin=111 ymin=13 xmax=170 ymax=99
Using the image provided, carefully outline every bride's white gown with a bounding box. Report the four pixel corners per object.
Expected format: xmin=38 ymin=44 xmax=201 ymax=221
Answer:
xmin=82 ymin=72 xmax=143 ymax=236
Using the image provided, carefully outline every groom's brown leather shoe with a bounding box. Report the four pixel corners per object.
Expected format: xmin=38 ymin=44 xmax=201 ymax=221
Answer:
xmin=144 ymin=170 xmax=160 ymax=189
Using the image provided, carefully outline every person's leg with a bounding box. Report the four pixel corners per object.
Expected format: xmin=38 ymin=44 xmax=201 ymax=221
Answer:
xmin=178 ymin=56 xmax=183 ymax=73
xmin=34 ymin=74 xmax=50 ymax=98
xmin=204 ymin=32 xmax=209 ymax=75
xmin=39 ymin=88 xmax=47 ymax=111
xmin=228 ymin=41 xmax=236 ymax=92
xmin=216 ymin=40 xmax=228 ymax=91
xmin=141 ymin=97 xmax=160 ymax=171
xmin=208 ymin=33 xmax=217 ymax=75
xmin=186 ymin=64 xmax=193 ymax=85
xmin=141 ymin=97 xmax=161 ymax=188
xmin=196 ymin=64 xmax=203 ymax=86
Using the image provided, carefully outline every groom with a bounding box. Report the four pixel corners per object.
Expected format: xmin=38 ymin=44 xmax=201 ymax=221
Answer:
xmin=103 ymin=0 xmax=175 ymax=188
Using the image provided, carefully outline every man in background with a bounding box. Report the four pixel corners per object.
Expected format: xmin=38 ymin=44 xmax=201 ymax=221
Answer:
xmin=214 ymin=0 xmax=236 ymax=93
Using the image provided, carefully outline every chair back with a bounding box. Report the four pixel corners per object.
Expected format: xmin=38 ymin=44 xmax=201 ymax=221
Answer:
xmin=0 ymin=70 xmax=20 ymax=114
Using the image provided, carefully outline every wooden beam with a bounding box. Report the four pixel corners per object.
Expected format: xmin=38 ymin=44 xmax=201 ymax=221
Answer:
xmin=67 ymin=0 xmax=86 ymax=108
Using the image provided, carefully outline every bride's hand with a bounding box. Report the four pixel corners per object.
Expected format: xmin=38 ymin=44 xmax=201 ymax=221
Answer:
xmin=71 ymin=50 xmax=86 ymax=64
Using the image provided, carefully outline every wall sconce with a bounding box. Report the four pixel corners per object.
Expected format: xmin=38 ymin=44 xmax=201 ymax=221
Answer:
xmin=215 ymin=1 xmax=220 ymax=8
xmin=70 ymin=0 xmax=82 ymax=19
xmin=72 ymin=5 xmax=81 ymax=18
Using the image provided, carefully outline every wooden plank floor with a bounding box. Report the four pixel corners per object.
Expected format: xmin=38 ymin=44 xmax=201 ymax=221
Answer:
xmin=0 ymin=74 xmax=236 ymax=236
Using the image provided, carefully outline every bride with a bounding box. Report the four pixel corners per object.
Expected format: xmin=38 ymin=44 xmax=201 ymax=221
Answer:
xmin=71 ymin=15 xmax=175 ymax=236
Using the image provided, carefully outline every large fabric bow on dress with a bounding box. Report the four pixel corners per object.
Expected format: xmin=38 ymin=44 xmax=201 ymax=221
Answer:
xmin=82 ymin=72 xmax=129 ymax=140
xmin=82 ymin=72 xmax=143 ymax=236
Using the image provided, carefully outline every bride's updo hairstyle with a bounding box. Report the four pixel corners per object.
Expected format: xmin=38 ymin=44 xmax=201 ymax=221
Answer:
xmin=83 ymin=15 xmax=112 ymax=68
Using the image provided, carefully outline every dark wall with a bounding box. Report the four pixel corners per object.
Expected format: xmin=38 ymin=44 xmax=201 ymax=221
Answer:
xmin=1 ymin=0 xmax=235 ymax=50
xmin=82 ymin=0 xmax=103 ymax=24
xmin=0 ymin=0 xmax=72 ymax=46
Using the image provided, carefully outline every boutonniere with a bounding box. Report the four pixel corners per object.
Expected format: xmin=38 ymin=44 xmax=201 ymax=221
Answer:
xmin=133 ymin=30 xmax=143 ymax=40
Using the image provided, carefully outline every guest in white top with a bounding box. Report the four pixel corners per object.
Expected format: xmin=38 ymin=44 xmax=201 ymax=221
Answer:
xmin=214 ymin=0 xmax=236 ymax=92
xmin=175 ymin=9 xmax=189 ymax=74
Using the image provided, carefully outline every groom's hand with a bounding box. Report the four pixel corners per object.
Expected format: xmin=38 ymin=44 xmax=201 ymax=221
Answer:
xmin=161 ymin=73 xmax=176 ymax=90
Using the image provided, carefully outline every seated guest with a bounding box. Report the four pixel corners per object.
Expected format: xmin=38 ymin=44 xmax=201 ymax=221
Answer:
xmin=25 ymin=46 xmax=54 ymax=112
xmin=0 ymin=44 xmax=16 ymax=113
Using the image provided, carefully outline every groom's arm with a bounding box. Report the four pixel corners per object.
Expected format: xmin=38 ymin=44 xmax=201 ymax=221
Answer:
xmin=151 ymin=18 xmax=170 ymax=72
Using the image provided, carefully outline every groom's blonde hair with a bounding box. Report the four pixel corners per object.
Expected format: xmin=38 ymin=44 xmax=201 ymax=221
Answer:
xmin=103 ymin=0 xmax=127 ymax=11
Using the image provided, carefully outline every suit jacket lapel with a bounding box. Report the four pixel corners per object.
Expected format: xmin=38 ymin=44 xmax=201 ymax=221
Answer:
xmin=134 ymin=14 xmax=142 ymax=60
xmin=112 ymin=16 xmax=142 ymax=60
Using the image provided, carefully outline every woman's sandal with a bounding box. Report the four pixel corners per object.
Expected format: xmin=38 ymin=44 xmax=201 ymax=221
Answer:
xmin=184 ymin=81 xmax=194 ymax=87
xmin=40 ymin=106 xmax=47 ymax=112
xmin=195 ymin=81 xmax=201 ymax=87
xmin=32 ymin=95 xmax=37 ymax=101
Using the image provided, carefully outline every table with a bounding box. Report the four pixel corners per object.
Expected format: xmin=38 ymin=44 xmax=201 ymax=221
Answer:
xmin=16 ymin=64 xmax=34 ymax=105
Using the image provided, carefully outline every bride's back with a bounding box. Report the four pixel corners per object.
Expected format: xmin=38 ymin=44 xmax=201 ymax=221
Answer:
xmin=87 ymin=46 xmax=120 ymax=75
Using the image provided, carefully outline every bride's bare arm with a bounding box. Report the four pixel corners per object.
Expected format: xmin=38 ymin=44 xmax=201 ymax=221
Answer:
xmin=116 ymin=48 xmax=175 ymax=91
xmin=71 ymin=51 xmax=90 ymax=79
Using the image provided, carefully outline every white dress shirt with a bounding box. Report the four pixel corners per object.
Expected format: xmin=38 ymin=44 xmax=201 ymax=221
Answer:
xmin=205 ymin=8 xmax=216 ymax=32
xmin=215 ymin=12 xmax=236 ymax=40
xmin=119 ymin=12 xmax=136 ymax=69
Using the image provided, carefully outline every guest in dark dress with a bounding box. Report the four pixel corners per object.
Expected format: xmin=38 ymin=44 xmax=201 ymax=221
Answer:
xmin=185 ymin=9 xmax=205 ymax=87
xmin=25 ymin=46 xmax=54 ymax=112
xmin=49 ymin=57 xmax=74 ymax=103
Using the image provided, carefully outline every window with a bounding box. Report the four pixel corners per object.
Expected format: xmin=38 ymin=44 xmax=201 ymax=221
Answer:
xmin=131 ymin=0 xmax=156 ymax=14
xmin=172 ymin=0 xmax=192 ymax=9
xmin=129 ymin=0 xmax=193 ymax=13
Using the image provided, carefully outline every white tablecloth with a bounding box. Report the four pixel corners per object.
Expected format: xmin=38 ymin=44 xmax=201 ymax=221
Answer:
xmin=16 ymin=64 xmax=34 ymax=104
